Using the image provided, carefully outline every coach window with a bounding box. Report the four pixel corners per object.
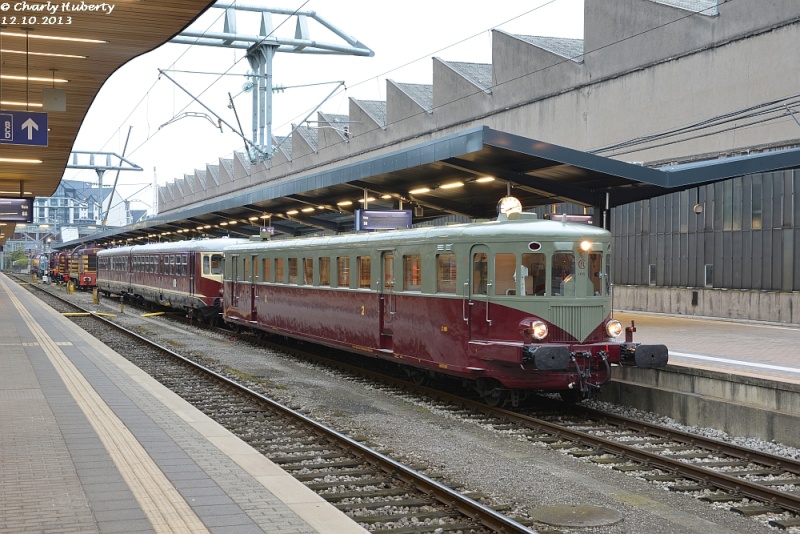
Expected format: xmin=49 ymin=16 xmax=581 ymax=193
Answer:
xmin=552 ymin=252 xmax=575 ymax=297
xmin=436 ymin=253 xmax=457 ymax=293
xmin=319 ymin=257 xmax=331 ymax=286
xmin=288 ymin=258 xmax=298 ymax=284
xmin=275 ymin=257 xmax=285 ymax=283
xmin=494 ymin=253 xmax=516 ymax=295
xmin=261 ymin=258 xmax=271 ymax=282
xmin=337 ymin=256 xmax=350 ymax=287
xmin=521 ymin=253 xmax=546 ymax=295
xmin=243 ymin=258 xmax=249 ymax=281
xmin=210 ymin=254 xmax=223 ymax=275
xmin=403 ymin=254 xmax=422 ymax=291
xmin=357 ymin=256 xmax=371 ymax=289
xmin=303 ymin=258 xmax=314 ymax=285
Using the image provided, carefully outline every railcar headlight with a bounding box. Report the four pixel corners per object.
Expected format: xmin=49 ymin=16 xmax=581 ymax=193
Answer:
xmin=606 ymin=319 xmax=623 ymax=338
xmin=579 ymin=240 xmax=592 ymax=252
xmin=530 ymin=320 xmax=548 ymax=340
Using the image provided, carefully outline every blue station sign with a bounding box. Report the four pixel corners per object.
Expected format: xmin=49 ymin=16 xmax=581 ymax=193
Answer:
xmin=0 ymin=110 xmax=48 ymax=147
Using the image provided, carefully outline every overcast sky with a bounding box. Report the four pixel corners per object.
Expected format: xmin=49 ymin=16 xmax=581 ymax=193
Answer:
xmin=65 ymin=0 xmax=583 ymax=217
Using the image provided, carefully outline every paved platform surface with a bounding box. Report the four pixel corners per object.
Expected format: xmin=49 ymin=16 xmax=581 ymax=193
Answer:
xmin=0 ymin=273 xmax=366 ymax=534
xmin=616 ymin=310 xmax=800 ymax=384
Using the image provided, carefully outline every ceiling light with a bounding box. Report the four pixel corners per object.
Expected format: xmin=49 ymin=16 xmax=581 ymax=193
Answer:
xmin=357 ymin=197 xmax=376 ymax=203
xmin=0 ymin=157 xmax=41 ymax=164
xmin=228 ymin=220 xmax=237 ymax=225
xmin=1 ymin=74 xmax=68 ymax=83
xmin=0 ymin=30 xmax=107 ymax=44
xmin=336 ymin=200 xmax=352 ymax=207
xmin=286 ymin=210 xmax=299 ymax=215
xmin=220 ymin=222 xmax=228 ymax=226
xmin=440 ymin=181 xmax=464 ymax=189
xmin=0 ymin=47 xmax=86 ymax=59
xmin=248 ymin=216 xmax=259 ymax=221
xmin=301 ymin=207 xmax=315 ymax=213
xmin=0 ymin=100 xmax=43 ymax=108
xmin=476 ymin=176 xmax=495 ymax=183
xmin=203 ymin=225 xmax=211 ymax=229
xmin=409 ymin=187 xmax=430 ymax=195
xmin=381 ymin=194 xmax=392 ymax=199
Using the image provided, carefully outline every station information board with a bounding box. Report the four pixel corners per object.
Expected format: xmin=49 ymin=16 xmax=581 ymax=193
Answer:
xmin=355 ymin=209 xmax=412 ymax=231
xmin=0 ymin=197 xmax=34 ymax=223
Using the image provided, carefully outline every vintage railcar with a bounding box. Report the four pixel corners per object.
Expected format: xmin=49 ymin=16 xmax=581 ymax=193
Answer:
xmin=55 ymin=250 xmax=71 ymax=284
xmin=68 ymin=245 xmax=103 ymax=289
xmin=96 ymin=238 xmax=248 ymax=320
xmin=221 ymin=213 xmax=668 ymax=405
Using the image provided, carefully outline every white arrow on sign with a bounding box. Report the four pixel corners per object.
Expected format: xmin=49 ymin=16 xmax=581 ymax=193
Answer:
xmin=21 ymin=118 xmax=39 ymax=140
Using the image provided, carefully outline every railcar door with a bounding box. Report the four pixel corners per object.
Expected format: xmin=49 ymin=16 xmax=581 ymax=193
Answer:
xmin=379 ymin=251 xmax=395 ymax=350
xmin=250 ymin=254 xmax=259 ymax=323
xmin=188 ymin=252 xmax=196 ymax=298
xmin=465 ymin=245 xmax=492 ymax=341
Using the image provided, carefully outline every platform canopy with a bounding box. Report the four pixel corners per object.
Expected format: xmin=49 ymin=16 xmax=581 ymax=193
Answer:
xmin=69 ymin=125 xmax=800 ymax=247
xmin=0 ymin=0 xmax=215 ymax=244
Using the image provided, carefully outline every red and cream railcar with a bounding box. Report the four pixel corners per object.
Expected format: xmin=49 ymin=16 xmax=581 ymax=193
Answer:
xmin=97 ymin=238 xmax=248 ymax=319
xmin=68 ymin=245 xmax=103 ymax=289
xmin=222 ymin=213 xmax=668 ymax=405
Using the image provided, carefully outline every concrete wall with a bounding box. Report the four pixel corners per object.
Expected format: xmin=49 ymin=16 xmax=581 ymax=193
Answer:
xmin=613 ymin=284 xmax=800 ymax=325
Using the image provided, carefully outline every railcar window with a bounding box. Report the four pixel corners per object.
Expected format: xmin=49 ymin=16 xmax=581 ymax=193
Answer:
xmin=203 ymin=255 xmax=210 ymax=275
xmin=288 ymin=258 xmax=298 ymax=284
xmin=357 ymin=256 xmax=371 ymax=289
xmin=383 ymin=254 xmax=394 ymax=290
xmin=436 ymin=253 xmax=457 ymax=293
xmin=589 ymin=252 xmax=603 ymax=296
xmin=337 ymin=257 xmax=350 ymax=287
xmin=403 ymin=254 xmax=422 ymax=291
xmin=494 ymin=253 xmax=517 ymax=295
xmin=275 ymin=258 xmax=284 ymax=282
xmin=552 ymin=252 xmax=575 ymax=297
xmin=243 ymin=258 xmax=249 ymax=281
xmin=319 ymin=257 xmax=330 ymax=286
xmin=521 ymin=253 xmax=546 ymax=295
xmin=262 ymin=258 xmax=271 ymax=282
xmin=304 ymin=258 xmax=313 ymax=285
xmin=472 ymin=253 xmax=488 ymax=295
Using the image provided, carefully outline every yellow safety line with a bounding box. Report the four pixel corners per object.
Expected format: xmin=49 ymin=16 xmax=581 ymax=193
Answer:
xmin=1 ymin=278 xmax=208 ymax=533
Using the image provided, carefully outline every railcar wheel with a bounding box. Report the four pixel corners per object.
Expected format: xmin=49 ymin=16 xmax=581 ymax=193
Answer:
xmin=476 ymin=378 xmax=509 ymax=407
xmin=405 ymin=368 xmax=429 ymax=386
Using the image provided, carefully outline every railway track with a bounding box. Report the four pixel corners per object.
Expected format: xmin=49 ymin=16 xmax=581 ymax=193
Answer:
xmin=20 ymin=278 xmax=535 ymax=533
xmin=24 ymin=277 xmax=800 ymax=531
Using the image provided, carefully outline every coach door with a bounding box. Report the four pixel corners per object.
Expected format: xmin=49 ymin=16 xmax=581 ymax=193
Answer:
xmin=466 ymin=245 xmax=492 ymax=340
xmin=188 ymin=252 xmax=196 ymax=298
xmin=379 ymin=251 xmax=395 ymax=350
xmin=249 ymin=254 xmax=259 ymax=323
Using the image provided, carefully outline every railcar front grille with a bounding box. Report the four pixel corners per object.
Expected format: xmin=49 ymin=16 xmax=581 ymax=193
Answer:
xmin=549 ymin=305 xmax=606 ymax=342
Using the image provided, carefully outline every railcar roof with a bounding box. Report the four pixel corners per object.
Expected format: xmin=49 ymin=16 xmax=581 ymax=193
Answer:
xmin=224 ymin=218 xmax=610 ymax=253
xmin=98 ymin=238 xmax=249 ymax=255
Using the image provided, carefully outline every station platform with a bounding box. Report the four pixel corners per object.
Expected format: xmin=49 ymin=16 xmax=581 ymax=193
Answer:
xmin=0 ymin=273 xmax=365 ymax=534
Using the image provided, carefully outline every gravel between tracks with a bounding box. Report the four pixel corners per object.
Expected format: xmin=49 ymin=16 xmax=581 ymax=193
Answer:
xmin=59 ymin=288 xmax=790 ymax=533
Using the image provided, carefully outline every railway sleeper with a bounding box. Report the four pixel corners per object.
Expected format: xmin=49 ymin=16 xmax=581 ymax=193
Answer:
xmin=306 ymin=478 xmax=393 ymax=491
xmin=370 ymin=522 xmax=483 ymax=534
xmin=270 ymin=452 xmax=349 ymax=463
xmin=357 ymin=510 xmax=462 ymax=524
xmin=321 ymin=487 xmax=412 ymax=502
xmin=294 ymin=468 xmax=377 ymax=481
xmin=281 ymin=459 xmax=364 ymax=471
xmin=334 ymin=498 xmax=434 ymax=511
xmin=731 ymin=505 xmax=786 ymax=517
xmin=770 ymin=517 xmax=800 ymax=529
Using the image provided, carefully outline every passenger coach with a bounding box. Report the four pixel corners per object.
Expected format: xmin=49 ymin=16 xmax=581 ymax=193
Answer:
xmin=222 ymin=212 xmax=668 ymax=405
xmin=97 ymin=238 xmax=247 ymax=320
